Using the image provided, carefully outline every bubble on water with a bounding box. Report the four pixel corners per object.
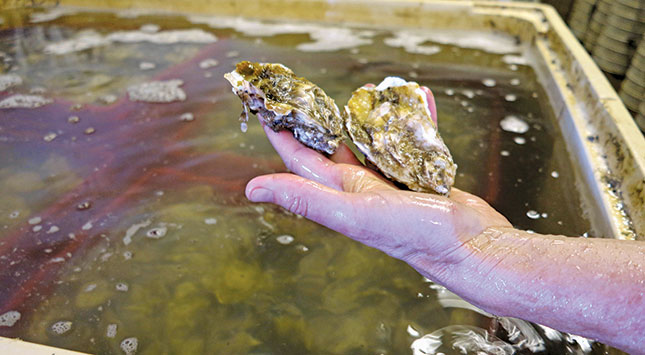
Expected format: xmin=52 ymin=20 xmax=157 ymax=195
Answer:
xmin=500 ymin=115 xmax=529 ymax=134
xmin=32 ymin=225 xmax=42 ymax=232
xmin=77 ymin=201 xmax=91 ymax=210
xmin=0 ymin=73 xmax=22 ymax=91
xmin=28 ymin=216 xmax=41 ymax=225
xmin=146 ymin=226 xmax=167 ymax=239
xmin=504 ymin=94 xmax=517 ymax=102
xmin=84 ymin=127 xmax=96 ymax=135
xmin=526 ymin=210 xmax=540 ymax=219
xmin=199 ymin=58 xmax=219 ymax=69
xmin=116 ymin=282 xmax=129 ymax=292
xmin=513 ymin=136 xmax=526 ymax=145
xmin=123 ymin=251 xmax=133 ymax=260
xmin=68 ymin=115 xmax=80 ymax=124
xmin=180 ymin=112 xmax=194 ymax=122
xmin=462 ymin=90 xmax=475 ymax=99
xmin=276 ymin=235 xmax=294 ymax=245
xmin=551 ymin=171 xmax=559 ymax=178
xmin=510 ymin=78 xmax=521 ymax=86
xmin=541 ymin=212 xmax=548 ymax=218
xmin=295 ymin=244 xmax=309 ymax=253
xmin=444 ymin=89 xmax=455 ymax=96
xmin=0 ymin=94 xmax=53 ymax=109
xmin=107 ymin=324 xmax=118 ymax=338
xmin=140 ymin=23 xmax=160 ymax=33
xmin=482 ymin=78 xmax=496 ymax=87
xmin=407 ymin=324 xmax=420 ymax=337
xmin=240 ymin=121 xmax=248 ymax=133
xmin=204 ymin=218 xmax=217 ymax=225
xmin=121 ymin=337 xmax=138 ymax=355
xmin=127 ymin=79 xmax=186 ymax=103
xmin=84 ymin=283 xmax=97 ymax=292
xmin=9 ymin=211 xmax=19 ymax=219
xmin=46 ymin=225 xmax=60 ymax=234
xmin=82 ymin=221 xmax=93 ymax=230
xmin=51 ymin=320 xmax=72 ymax=335
xmin=43 ymin=132 xmax=57 ymax=142
xmin=139 ymin=61 xmax=156 ymax=70
xmin=500 ymin=150 xmax=510 ymax=157
xmin=0 ymin=311 xmax=21 ymax=327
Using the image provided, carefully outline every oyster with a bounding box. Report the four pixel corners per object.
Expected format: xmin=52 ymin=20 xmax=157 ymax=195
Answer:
xmin=224 ymin=61 xmax=344 ymax=154
xmin=344 ymin=77 xmax=456 ymax=195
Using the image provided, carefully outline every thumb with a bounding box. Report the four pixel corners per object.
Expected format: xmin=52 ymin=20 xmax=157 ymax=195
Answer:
xmin=246 ymin=173 xmax=361 ymax=236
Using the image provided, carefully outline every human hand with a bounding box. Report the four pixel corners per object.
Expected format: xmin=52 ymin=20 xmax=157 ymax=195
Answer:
xmin=245 ymin=86 xmax=511 ymax=280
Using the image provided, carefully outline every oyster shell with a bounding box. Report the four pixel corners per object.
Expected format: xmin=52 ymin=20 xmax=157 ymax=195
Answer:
xmin=344 ymin=77 xmax=456 ymax=195
xmin=224 ymin=61 xmax=344 ymax=154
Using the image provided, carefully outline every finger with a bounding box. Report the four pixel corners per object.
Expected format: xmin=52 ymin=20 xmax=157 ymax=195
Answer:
xmin=420 ymin=86 xmax=438 ymax=126
xmin=330 ymin=142 xmax=361 ymax=165
xmin=260 ymin=122 xmax=342 ymax=189
xmin=246 ymin=173 xmax=361 ymax=236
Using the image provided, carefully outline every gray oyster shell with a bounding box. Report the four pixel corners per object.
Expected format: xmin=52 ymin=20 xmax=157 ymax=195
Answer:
xmin=344 ymin=77 xmax=456 ymax=195
xmin=224 ymin=61 xmax=344 ymax=154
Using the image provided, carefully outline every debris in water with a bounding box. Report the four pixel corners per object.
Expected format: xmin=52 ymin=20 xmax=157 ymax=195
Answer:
xmin=43 ymin=132 xmax=57 ymax=142
xmin=84 ymin=127 xmax=96 ymax=135
xmin=68 ymin=115 xmax=80 ymax=124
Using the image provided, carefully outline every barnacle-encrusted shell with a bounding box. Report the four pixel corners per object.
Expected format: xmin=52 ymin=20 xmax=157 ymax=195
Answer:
xmin=224 ymin=61 xmax=344 ymax=154
xmin=344 ymin=77 xmax=456 ymax=195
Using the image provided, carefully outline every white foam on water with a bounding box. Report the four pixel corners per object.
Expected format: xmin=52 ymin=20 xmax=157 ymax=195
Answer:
xmin=140 ymin=24 xmax=160 ymax=33
xmin=0 ymin=94 xmax=53 ymax=109
xmin=199 ymin=58 xmax=219 ymax=69
xmin=51 ymin=320 xmax=72 ymax=335
xmin=502 ymin=54 xmax=528 ymax=65
xmin=384 ymin=31 xmax=441 ymax=55
xmin=123 ymin=219 xmax=151 ymax=245
xmin=0 ymin=311 xmax=21 ymax=327
xmin=386 ymin=29 xmax=519 ymax=55
xmin=139 ymin=62 xmax=156 ymax=70
xmin=107 ymin=324 xmax=118 ymax=338
xmin=107 ymin=29 xmax=217 ymax=44
xmin=500 ymin=115 xmax=529 ymax=134
xmin=28 ymin=216 xmax=42 ymax=225
xmin=121 ymin=337 xmax=138 ymax=355
xmin=0 ymin=74 xmax=22 ymax=91
xmin=115 ymin=282 xmax=129 ymax=292
xmin=30 ymin=8 xmax=78 ymax=23
xmin=505 ymin=94 xmax=517 ymax=102
xmin=180 ymin=112 xmax=194 ymax=122
xmin=513 ymin=136 xmax=526 ymax=145
xmin=82 ymin=221 xmax=93 ymax=230
xmin=45 ymin=31 xmax=111 ymax=55
xmin=45 ymin=29 xmax=216 ymax=55
xmin=127 ymin=80 xmax=186 ymax=103
xmin=189 ymin=15 xmax=374 ymax=52
xmin=204 ymin=217 xmax=217 ymax=225
xmin=46 ymin=225 xmax=60 ymax=234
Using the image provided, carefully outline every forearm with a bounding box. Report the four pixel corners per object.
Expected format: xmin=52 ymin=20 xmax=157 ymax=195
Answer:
xmin=411 ymin=227 xmax=645 ymax=353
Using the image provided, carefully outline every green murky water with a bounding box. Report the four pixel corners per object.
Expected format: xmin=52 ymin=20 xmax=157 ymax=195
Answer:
xmin=0 ymin=7 xmax=619 ymax=355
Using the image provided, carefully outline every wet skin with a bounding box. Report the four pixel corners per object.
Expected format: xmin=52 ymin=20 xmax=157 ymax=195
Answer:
xmin=246 ymin=87 xmax=645 ymax=354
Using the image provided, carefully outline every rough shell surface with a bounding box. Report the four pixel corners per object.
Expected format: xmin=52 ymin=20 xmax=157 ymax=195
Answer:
xmin=344 ymin=77 xmax=456 ymax=195
xmin=224 ymin=61 xmax=344 ymax=154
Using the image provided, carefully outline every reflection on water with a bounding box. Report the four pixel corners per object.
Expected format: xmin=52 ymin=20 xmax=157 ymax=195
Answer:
xmin=0 ymin=7 xmax=620 ymax=354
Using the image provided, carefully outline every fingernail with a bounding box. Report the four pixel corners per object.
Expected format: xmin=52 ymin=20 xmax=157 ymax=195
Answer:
xmin=248 ymin=187 xmax=273 ymax=202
